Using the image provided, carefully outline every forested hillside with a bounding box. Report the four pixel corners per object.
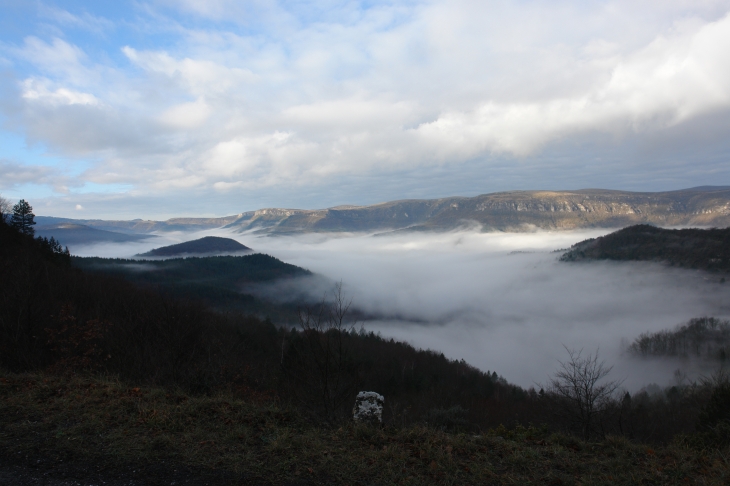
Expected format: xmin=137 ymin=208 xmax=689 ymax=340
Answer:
xmin=137 ymin=235 xmax=251 ymax=256
xmin=1 ymin=214 xmax=523 ymax=427
xmin=73 ymin=253 xmax=309 ymax=319
xmin=560 ymin=224 xmax=730 ymax=272
xmin=628 ymin=317 xmax=730 ymax=361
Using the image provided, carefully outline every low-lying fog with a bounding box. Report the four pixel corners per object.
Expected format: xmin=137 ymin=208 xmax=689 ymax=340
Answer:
xmin=72 ymin=228 xmax=730 ymax=391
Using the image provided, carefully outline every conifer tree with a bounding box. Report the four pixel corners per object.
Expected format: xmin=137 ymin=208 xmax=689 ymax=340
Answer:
xmin=10 ymin=199 xmax=36 ymax=236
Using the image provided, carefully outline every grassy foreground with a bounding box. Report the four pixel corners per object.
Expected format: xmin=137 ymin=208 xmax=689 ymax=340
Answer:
xmin=1 ymin=371 xmax=729 ymax=485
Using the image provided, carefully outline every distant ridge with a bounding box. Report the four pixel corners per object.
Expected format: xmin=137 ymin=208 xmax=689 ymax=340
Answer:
xmin=39 ymin=186 xmax=730 ymax=235
xmin=223 ymin=186 xmax=730 ymax=234
xmin=36 ymin=223 xmax=154 ymax=246
xmin=34 ymin=215 xmax=241 ymax=234
xmin=137 ymin=236 xmax=251 ymax=257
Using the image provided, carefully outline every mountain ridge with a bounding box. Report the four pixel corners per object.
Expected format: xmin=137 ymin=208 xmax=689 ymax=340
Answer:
xmin=37 ymin=186 xmax=730 ymax=235
xmin=35 ymin=223 xmax=155 ymax=245
xmin=224 ymin=187 xmax=730 ymax=234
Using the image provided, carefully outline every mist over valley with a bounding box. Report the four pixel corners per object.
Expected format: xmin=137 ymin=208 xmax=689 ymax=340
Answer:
xmin=64 ymin=222 xmax=730 ymax=391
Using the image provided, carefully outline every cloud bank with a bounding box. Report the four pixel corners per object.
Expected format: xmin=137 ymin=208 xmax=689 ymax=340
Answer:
xmin=250 ymin=229 xmax=730 ymax=390
xmin=73 ymin=228 xmax=730 ymax=390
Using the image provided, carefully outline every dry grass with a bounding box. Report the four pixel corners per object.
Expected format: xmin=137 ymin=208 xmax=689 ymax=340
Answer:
xmin=2 ymin=370 xmax=729 ymax=485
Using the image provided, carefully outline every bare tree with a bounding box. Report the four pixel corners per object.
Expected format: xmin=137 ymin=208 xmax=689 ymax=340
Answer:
xmin=282 ymin=282 xmax=361 ymax=420
xmin=0 ymin=195 xmax=11 ymax=223
xmin=546 ymin=346 xmax=623 ymax=441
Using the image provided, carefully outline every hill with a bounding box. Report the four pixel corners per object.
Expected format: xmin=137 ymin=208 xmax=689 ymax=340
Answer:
xmin=73 ymin=253 xmax=308 ymax=319
xmin=560 ymin=224 xmax=730 ymax=272
xmin=39 ymin=186 xmax=730 ymax=235
xmin=137 ymin=236 xmax=251 ymax=257
xmin=35 ymin=223 xmax=154 ymax=246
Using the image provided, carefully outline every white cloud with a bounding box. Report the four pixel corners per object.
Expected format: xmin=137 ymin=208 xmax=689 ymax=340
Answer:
xmin=4 ymin=1 xmax=730 ymax=216
xmin=122 ymin=46 xmax=257 ymax=97
xmin=0 ymin=159 xmax=62 ymax=189
xmin=37 ymin=4 xmax=114 ymax=35
xmin=16 ymin=37 xmax=95 ymax=87
xmin=21 ymin=78 xmax=99 ymax=106
xmin=411 ymin=11 xmax=730 ymax=157
xmin=158 ymin=98 xmax=211 ymax=128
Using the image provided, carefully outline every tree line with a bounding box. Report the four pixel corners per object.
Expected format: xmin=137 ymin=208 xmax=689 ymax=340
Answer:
xmin=628 ymin=317 xmax=730 ymax=361
xmin=560 ymin=224 xmax=730 ymax=273
xmin=0 ymin=196 xmax=70 ymax=263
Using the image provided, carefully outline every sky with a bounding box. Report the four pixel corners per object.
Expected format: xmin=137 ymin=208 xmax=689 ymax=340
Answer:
xmin=2 ymin=0 xmax=730 ymax=219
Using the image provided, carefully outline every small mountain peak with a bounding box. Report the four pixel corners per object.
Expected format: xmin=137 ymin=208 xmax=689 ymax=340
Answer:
xmin=137 ymin=236 xmax=251 ymax=257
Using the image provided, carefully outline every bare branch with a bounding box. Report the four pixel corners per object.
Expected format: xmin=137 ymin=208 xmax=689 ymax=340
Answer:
xmin=545 ymin=346 xmax=624 ymax=441
xmin=0 ymin=195 xmax=11 ymax=223
xmin=283 ymin=282 xmax=360 ymax=421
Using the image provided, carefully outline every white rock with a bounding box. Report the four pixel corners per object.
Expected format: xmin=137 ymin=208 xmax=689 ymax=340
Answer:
xmin=353 ymin=391 xmax=384 ymax=424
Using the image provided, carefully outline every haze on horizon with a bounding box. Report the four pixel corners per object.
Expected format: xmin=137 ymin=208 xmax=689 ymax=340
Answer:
xmin=2 ymin=1 xmax=730 ymax=219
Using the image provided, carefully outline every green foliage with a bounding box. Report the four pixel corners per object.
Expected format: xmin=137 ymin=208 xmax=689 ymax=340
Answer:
xmin=10 ymin=199 xmax=36 ymax=236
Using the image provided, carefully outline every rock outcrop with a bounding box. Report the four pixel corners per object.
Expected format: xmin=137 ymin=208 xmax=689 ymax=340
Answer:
xmin=224 ymin=187 xmax=730 ymax=235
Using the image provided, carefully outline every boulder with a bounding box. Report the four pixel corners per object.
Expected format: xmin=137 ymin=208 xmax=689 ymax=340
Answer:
xmin=353 ymin=391 xmax=384 ymax=424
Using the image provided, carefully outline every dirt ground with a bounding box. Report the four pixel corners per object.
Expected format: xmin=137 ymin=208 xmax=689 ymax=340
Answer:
xmin=0 ymin=450 xmax=256 ymax=486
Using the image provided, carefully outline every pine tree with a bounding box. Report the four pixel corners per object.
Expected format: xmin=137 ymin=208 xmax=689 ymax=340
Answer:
xmin=10 ymin=199 xmax=36 ymax=236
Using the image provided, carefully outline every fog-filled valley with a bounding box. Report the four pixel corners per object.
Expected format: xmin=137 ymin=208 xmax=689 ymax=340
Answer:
xmin=69 ymin=227 xmax=730 ymax=391
xmin=7 ymin=1 xmax=730 ymax=480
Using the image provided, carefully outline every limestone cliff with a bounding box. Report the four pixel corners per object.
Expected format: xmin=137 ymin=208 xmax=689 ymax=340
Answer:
xmin=224 ymin=187 xmax=730 ymax=234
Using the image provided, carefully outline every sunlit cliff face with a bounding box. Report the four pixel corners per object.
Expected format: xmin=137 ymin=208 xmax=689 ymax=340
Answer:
xmin=75 ymin=228 xmax=730 ymax=390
